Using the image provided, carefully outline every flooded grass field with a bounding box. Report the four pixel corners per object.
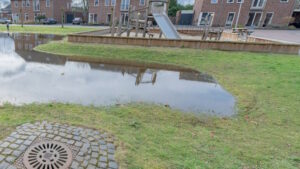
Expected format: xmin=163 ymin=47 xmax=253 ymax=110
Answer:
xmin=0 ymin=33 xmax=236 ymax=116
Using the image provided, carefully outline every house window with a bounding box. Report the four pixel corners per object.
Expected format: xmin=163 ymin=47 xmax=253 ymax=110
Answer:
xmin=22 ymin=0 xmax=26 ymax=7
xmin=198 ymin=12 xmax=214 ymax=26
xmin=121 ymin=13 xmax=129 ymax=25
xmin=46 ymin=0 xmax=50 ymax=7
xmin=111 ymin=0 xmax=116 ymax=6
xmin=140 ymin=0 xmax=145 ymax=6
xmin=14 ymin=1 xmax=18 ymax=8
xmin=225 ymin=12 xmax=235 ymax=26
xmin=246 ymin=12 xmax=262 ymax=27
xmin=94 ymin=0 xmax=99 ymax=6
xmin=251 ymin=0 xmax=266 ymax=8
xmin=211 ymin=0 xmax=218 ymax=3
xmin=227 ymin=0 xmax=234 ymax=3
xmin=280 ymin=0 xmax=288 ymax=2
xmin=105 ymin=0 xmax=110 ymax=6
xmin=13 ymin=13 xmax=20 ymax=23
xmin=33 ymin=0 xmax=40 ymax=11
xmin=89 ymin=13 xmax=98 ymax=24
xmin=107 ymin=14 xmax=112 ymax=24
xmin=26 ymin=0 xmax=30 ymax=7
xmin=263 ymin=12 xmax=273 ymax=27
xmin=121 ymin=0 xmax=130 ymax=10
xmin=67 ymin=2 xmax=71 ymax=9
xmin=237 ymin=0 xmax=243 ymax=3
xmin=25 ymin=13 xmax=29 ymax=21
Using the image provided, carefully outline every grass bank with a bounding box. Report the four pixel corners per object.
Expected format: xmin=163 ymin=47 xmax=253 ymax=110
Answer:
xmin=8 ymin=41 xmax=300 ymax=168
xmin=0 ymin=25 xmax=99 ymax=35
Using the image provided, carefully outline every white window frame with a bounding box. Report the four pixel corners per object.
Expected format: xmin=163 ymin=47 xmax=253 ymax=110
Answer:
xmin=246 ymin=12 xmax=262 ymax=27
xmin=237 ymin=0 xmax=244 ymax=3
xmin=46 ymin=0 xmax=50 ymax=8
xmin=211 ymin=0 xmax=218 ymax=4
xmin=106 ymin=14 xmax=112 ymax=23
xmin=22 ymin=0 xmax=26 ymax=7
xmin=225 ymin=12 xmax=235 ymax=27
xmin=121 ymin=0 xmax=130 ymax=11
xmin=89 ymin=13 xmax=98 ymax=24
xmin=33 ymin=0 xmax=40 ymax=11
xmin=111 ymin=0 xmax=116 ymax=6
xmin=197 ymin=12 xmax=215 ymax=26
xmin=251 ymin=0 xmax=266 ymax=9
xmin=280 ymin=0 xmax=288 ymax=3
xmin=24 ymin=13 xmax=29 ymax=21
xmin=227 ymin=0 xmax=234 ymax=3
xmin=14 ymin=1 xmax=18 ymax=8
xmin=263 ymin=12 xmax=274 ymax=27
xmin=139 ymin=0 xmax=145 ymax=6
xmin=26 ymin=0 xmax=30 ymax=7
xmin=121 ymin=13 xmax=129 ymax=25
xmin=94 ymin=0 xmax=99 ymax=6
xmin=105 ymin=0 xmax=110 ymax=6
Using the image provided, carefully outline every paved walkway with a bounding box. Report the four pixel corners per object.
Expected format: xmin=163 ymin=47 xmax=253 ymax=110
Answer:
xmin=0 ymin=121 xmax=118 ymax=169
xmin=251 ymin=30 xmax=300 ymax=44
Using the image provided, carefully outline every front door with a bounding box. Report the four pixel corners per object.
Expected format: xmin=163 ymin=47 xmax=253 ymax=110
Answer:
xmin=246 ymin=12 xmax=262 ymax=27
xmin=121 ymin=13 xmax=128 ymax=25
xmin=263 ymin=13 xmax=273 ymax=27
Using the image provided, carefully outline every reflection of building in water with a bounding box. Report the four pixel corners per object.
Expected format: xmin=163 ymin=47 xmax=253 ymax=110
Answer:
xmin=12 ymin=34 xmax=61 ymax=51
xmin=180 ymin=72 xmax=215 ymax=83
xmin=4 ymin=33 xmax=215 ymax=86
xmin=16 ymin=50 xmax=67 ymax=66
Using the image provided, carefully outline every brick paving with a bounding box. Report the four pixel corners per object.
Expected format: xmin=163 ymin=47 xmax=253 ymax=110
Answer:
xmin=0 ymin=121 xmax=118 ymax=169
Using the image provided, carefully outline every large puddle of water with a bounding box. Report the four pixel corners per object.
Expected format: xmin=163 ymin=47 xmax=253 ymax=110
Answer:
xmin=0 ymin=33 xmax=236 ymax=116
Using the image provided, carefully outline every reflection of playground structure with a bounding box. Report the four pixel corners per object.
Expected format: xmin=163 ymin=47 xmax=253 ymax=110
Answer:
xmin=7 ymin=33 xmax=215 ymax=86
xmin=91 ymin=64 xmax=158 ymax=86
xmin=128 ymin=69 xmax=157 ymax=86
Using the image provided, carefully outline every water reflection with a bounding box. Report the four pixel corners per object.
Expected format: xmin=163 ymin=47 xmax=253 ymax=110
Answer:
xmin=0 ymin=33 xmax=236 ymax=116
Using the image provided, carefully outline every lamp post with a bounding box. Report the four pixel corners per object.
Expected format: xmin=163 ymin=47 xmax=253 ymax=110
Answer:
xmin=61 ymin=7 xmax=65 ymax=28
xmin=19 ymin=7 xmax=23 ymax=27
xmin=235 ymin=0 xmax=243 ymax=29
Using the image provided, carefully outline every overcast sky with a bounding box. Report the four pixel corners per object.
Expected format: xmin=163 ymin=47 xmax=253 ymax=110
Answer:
xmin=178 ymin=0 xmax=194 ymax=5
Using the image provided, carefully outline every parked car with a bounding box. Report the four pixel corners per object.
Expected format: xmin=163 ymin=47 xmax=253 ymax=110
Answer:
xmin=72 ymin=18 xmax=83 ymax=25
xmin=0 ymin=18 xmax=12 ymax=24
xmin=42 ymin=18 xmax=57 ymax=24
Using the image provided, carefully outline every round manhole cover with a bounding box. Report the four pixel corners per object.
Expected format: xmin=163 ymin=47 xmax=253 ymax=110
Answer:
xmin=23 ymin=141 xmax=73 ymax=169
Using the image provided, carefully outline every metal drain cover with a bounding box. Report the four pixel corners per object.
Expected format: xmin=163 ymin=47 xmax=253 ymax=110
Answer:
xmin=23 ymin=141 xmax=73 ymax=169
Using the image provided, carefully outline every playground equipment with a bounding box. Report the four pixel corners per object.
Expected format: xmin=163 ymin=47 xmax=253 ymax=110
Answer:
xmin=111 ymin=0 xmax=180 ymax=39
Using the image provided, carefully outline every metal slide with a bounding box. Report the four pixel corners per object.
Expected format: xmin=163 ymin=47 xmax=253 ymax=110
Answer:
xmin=153 ymin=13 xmax=181 ymax=39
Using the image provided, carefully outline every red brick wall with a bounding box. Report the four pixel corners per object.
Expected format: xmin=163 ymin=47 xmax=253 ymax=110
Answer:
xmin=88 ymin=0 xmax=146 ymax=25
xmin=11 ymin=0 xmax=72 ymax=24
xmin=193 ymin=0 xmax=296 ymax=28
xmin=263 ymin=0 xmax=296 ymax=27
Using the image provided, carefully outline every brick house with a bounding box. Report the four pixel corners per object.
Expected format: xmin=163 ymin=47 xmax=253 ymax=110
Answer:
xmin=193 ymin=0 xmax=297 ymax=28
xmin=11 ymin=0 xmax=72 ymax=24
xmin=88 ymin=0 xmax=147 ymax=25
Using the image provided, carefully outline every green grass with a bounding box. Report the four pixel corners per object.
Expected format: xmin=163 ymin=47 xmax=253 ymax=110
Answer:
xmin=0 ymin=25 xmax=99 ymax=35
xmin=3 ymin=41 xmax=300 ymax=168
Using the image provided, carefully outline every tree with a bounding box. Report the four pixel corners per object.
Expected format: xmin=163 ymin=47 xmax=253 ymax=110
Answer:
xmin=168 ymin=0 xmax=178 ymax=17
xmin=82 ymin=0 xmax=89 ymax=24
xmin=168 ymin=0 xmax=193 ymax=17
